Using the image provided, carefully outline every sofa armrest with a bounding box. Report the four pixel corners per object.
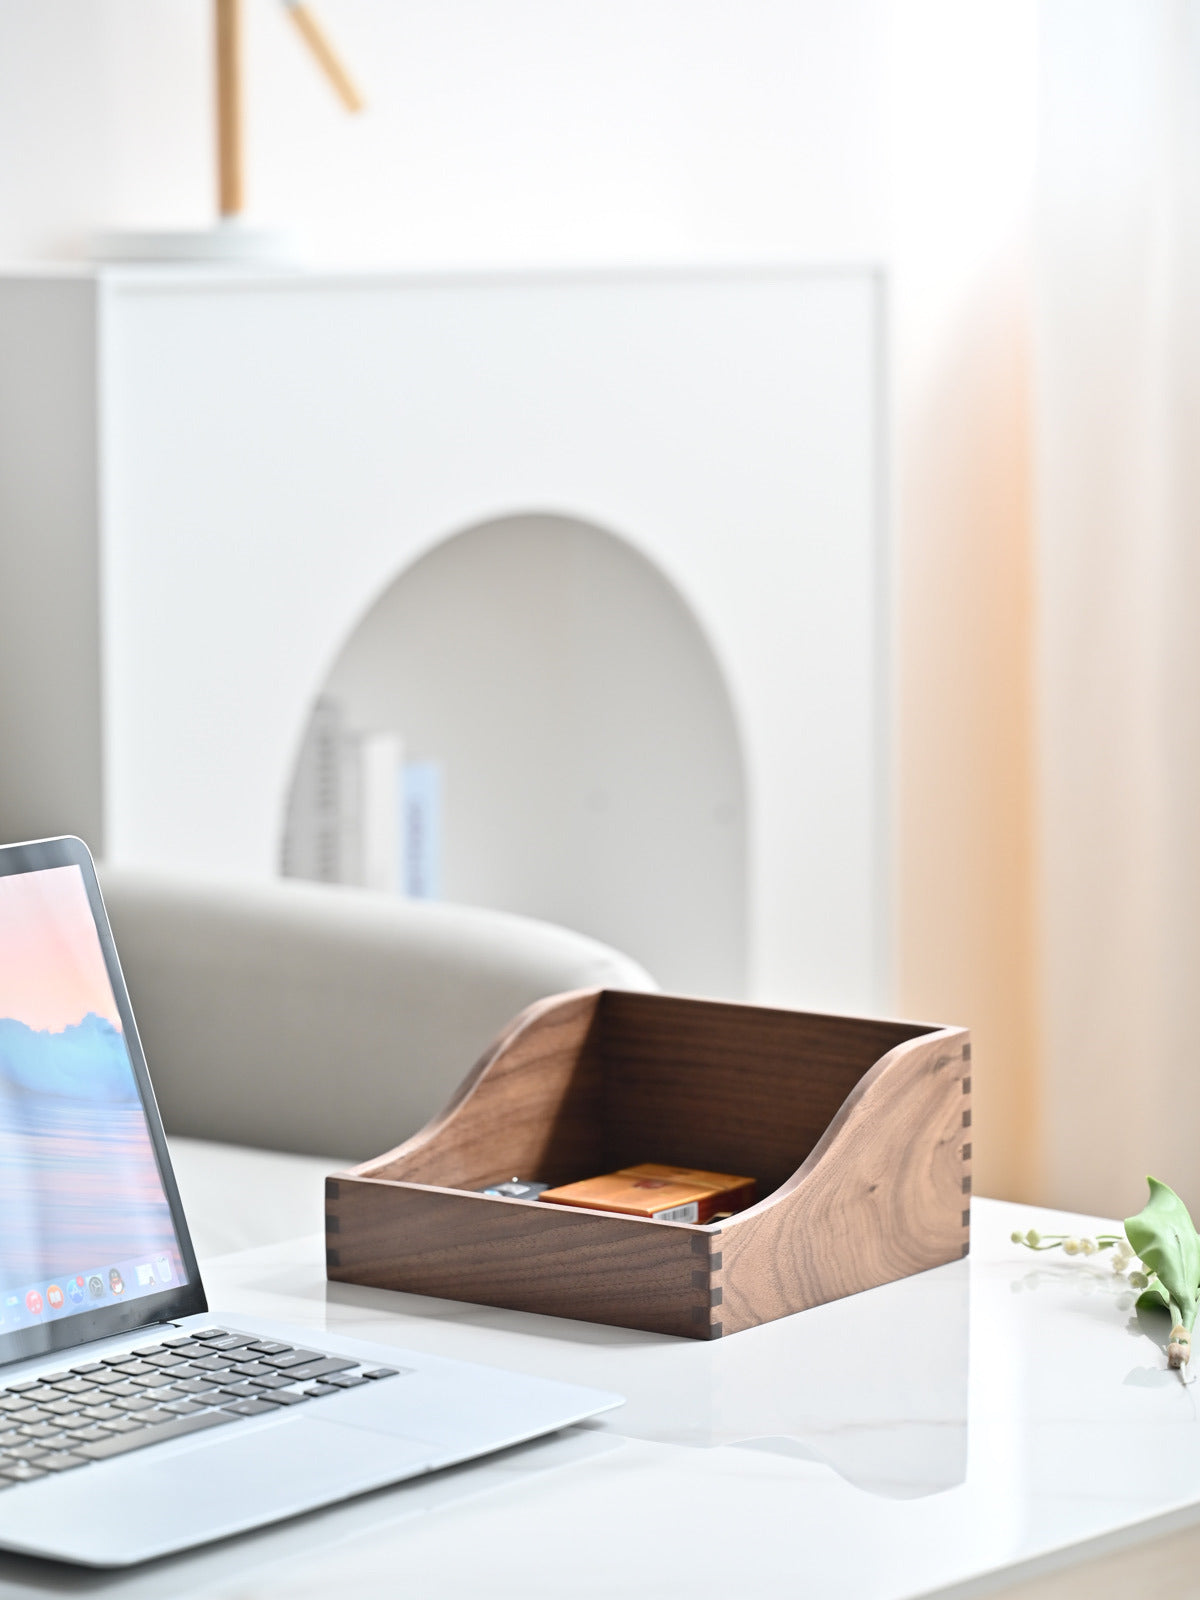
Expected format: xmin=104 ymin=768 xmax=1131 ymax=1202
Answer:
xmin=99 ymin=867 xmax=656 ymax=1159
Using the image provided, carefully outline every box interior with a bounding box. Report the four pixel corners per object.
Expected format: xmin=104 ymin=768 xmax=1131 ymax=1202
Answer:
xmin=368 ymin=992 xmax=939 ymax=1208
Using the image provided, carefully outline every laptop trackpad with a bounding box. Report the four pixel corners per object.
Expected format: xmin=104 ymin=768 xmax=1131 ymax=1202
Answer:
xmin=5 ymin=1415 xmax=434 ymax=1568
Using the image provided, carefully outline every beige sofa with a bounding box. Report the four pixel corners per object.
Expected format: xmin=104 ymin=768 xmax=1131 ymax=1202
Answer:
xmin=97 ymin=867 xmax=656 ymax=1256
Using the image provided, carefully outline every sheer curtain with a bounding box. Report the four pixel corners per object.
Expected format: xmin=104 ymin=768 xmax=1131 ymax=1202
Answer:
xmin=1036 ymin=1 xmax=1200 ymax=1214
xmin=888 ymin=0 xmax=1039 ymax=1203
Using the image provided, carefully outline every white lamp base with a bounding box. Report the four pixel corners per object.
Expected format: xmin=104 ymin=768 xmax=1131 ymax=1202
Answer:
xmin=92 ymin=220 xmax=303 ymax=266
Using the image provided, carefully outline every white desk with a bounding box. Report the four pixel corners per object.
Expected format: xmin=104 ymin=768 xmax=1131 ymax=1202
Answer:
xmin=3 ymin=1173 xmax=1200 ymax=1600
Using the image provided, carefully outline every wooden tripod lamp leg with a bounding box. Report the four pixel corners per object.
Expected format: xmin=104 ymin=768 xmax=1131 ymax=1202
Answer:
xmin=284 ymin=3 xmax=365 ymax=112
xmin=215 ymin=0 xmax=245 ymax=217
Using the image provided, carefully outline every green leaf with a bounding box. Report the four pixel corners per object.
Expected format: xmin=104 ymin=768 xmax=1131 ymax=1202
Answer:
xmin=1125 ymin=1178 xmax=1200 ymax=1333
xmin=1136 ymin=1277 xmax=1171 ymax=1314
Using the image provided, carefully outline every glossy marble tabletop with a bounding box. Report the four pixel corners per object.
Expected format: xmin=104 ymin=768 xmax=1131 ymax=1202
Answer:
xmin=2 ymin=1186 xmax=1199 ymax=1600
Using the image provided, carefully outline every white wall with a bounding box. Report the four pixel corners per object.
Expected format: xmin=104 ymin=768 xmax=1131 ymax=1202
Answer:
xmin=0 ymin=1 xmax=887 ymax=265
xmin=0 ymin=0 xmax=1044 ymax=1200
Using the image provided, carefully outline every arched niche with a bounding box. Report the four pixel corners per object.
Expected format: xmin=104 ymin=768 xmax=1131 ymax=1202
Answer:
xmin=299 ymin=512 xmax=748 ymax=999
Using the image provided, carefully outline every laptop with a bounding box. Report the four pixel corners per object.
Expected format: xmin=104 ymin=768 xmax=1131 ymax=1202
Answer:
xmin=0 ymin=836 xmax=622 ymax=1567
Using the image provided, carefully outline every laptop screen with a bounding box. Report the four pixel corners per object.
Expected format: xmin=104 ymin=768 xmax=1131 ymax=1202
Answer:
xmin=0 ymin=841 xmax=204 ymax=1364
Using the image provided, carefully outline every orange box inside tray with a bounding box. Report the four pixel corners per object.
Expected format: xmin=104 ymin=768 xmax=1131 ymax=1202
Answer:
xmin=539 ymin=1162 xmax=756 ymax=1224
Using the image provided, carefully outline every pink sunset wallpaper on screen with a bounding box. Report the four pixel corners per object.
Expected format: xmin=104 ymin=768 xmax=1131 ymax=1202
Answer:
xmin=0 ymin=865 xmax=123 ymax=1034
xmin=0 ymin=866 xmax=184 ymax=1316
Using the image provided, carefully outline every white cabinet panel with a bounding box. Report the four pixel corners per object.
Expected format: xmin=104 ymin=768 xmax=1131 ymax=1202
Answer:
xmin=0 ymin=266 xmax=887 ymax=1008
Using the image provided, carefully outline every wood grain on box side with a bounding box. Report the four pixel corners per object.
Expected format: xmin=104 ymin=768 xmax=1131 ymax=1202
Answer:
xmin=714 ymin=1028 xmax=971 ymax=1335
xmin=598 ymin=991 xmax=936 ymax=1193
xmin=354 ymin=988 xmax=605 ymax=1191
xmin=325 ymin=1176 xmax=710 ymax=1338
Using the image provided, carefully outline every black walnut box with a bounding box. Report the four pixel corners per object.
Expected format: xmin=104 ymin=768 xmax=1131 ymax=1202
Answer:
xmin=324 ymin=988 xmax=972 ymax=1339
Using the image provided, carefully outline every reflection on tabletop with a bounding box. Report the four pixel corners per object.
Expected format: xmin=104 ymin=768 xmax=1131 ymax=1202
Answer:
xmin=609 ymin=1259 xmax=969 ymax=1500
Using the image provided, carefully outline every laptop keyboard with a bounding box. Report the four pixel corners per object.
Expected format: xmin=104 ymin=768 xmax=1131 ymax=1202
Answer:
xmin=0 ymin=1329 xmax=404 ymax=1487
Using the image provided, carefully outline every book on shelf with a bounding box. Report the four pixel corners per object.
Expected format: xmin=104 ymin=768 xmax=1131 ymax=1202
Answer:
xmin=281 ymin=696 xmax=441 ymax=900
xmin=359 ymin=731 xmax=403 ymax=893
xmin=279 ymin=696 xmax=344 ymax=884
xmin=401 ymin=759 xmax=441 ymax=901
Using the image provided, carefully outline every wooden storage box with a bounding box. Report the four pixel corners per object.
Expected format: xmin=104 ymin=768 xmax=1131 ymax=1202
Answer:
xmin=325 ymin=990 xmax=972 ymax=1339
